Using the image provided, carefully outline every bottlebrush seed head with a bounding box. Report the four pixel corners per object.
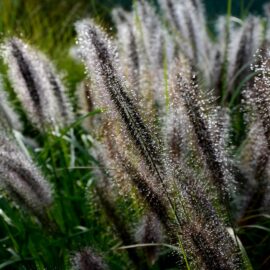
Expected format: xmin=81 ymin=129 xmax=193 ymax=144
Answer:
xmin=0 ymin=135 xmax=53 ymax=219
xmin=75 ymin=19 xmax=163 ymax=178
xmin=71 ymin=247 xmax=108 ymax=270
xmin=135 ymin=212 xmax=163 ymax=265
xmin=1 ymin=37 xmax=73 ymax=130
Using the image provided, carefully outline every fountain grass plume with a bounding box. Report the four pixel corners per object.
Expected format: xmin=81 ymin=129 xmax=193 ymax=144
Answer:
xmin=240 ymin=50 xmax=270 ymax=218
xmin=246 ymin=51 xmax=270 ymax=146
xmin=176 ymin=169 xmax=242 ymax=269
xmin=237 ymin=121 xmax=268 ymax=218
xmin=1 ymin=38 xmax=43 ymax=127
xmin=112 ymin=8 xmax=140 ymax=93
xmin=76 ymin=80 xmax=96 ymax=131
xmin=183 ymin=222 xmax=239 ymax=270
xmin=41 ymin=56 xmax=74 ymax=125
xmin=71 ymin=247 xmax=108 ymax=270
xmin=92 ymin=123 xmax=174 ymax=240
xmin=227 ymin=16 xmax=263 ymax=95
xmin=92 ymin=147 xmax=147 ymax=270
xmin=1 ymin=37 xmax=73 ymax=130
xmin=243 ymin=51 xmax=270 ymax=183
xmin=177 ymin=73 xmax=233 ymax=206
xmin=135 ymin=212 xmax=163 ymax=265
xmin=118 ymin=155 xmax=173 ymax=235
xmin=164 ymin=58 xmax=203 ymax=166
xmin=0 ymin=134 xmax=53 ymax=222
xmin=158 ymin=0 xmax=192 ymax=58
xmin=158 ymin=0 xmax=212 ymax=87
xmin=75 ymin=19 xmax=167 ymax=194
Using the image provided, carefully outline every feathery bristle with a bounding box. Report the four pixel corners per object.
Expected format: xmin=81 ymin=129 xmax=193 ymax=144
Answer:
xmin=0 ymin=135 xmax=53 ymax=219
xmin=158 ymin=0 xmax=212 ymax=86
xmin=71 ymin=248 xmax=108 ymax=270
xmin=75 ymin=19 xmax=165 ymax=185
xmin=184 ymin=222 xmax=240 ymax=270
xmin=240 ymin=50 xmax=270 ymax=217
xmin=246 ymin=50 xmax=270 ymax=145
xmin=1 ymin=37 xmax=73 ymax=130
xmin=118 ymin=156 xmax=174 ymax=236
xmin=135 ymin=212 xmax=163 ymax=265
xmin=177 ymin=74 xmax=232 ymax=204
xmin=179 ymin=172 xmax=242 ymax=268
xmin=112 ymin=8 xmax=140 ymax=94
xmin=227 ymin=16 xmax=263 ymax=94
xmin=92 ymin=148 xmax=145 ymax=270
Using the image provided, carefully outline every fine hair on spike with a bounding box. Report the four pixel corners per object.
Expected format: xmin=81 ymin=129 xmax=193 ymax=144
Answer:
xmin=187 ymin=224 xmax=237 ymax=270
xmin=41 ymin=59 xmax=74 ymax=125
xmin=3 ymin=38 xmax=43 ymax=126
xmin=71 ymin=247 xmax=108 ymax=270
xmin=75 ymin=20 xmax=162 ymax=171
xmin=177 ymin=74 xmax=230 ymax=204
xmin=117 ymin=155 xmax=179 ymax=245
xmin=0 ymin=135 xmax=53 ymax=221
xmin=240 ymin=50 xmax=270 ymax=218
xmin=227 ymin=16 xmax=263 ymax=96
xmin=75 ymin=19 xmax=184 ymax=227
xmin=112 ymin=8 xmax=140 ymax=93
xmin=135 ymin=212 xmax=163 ymax=265
xmin=1 ymin=37 xmax=73 ymax=130
xmin=92 ymin=156 xmax=146 ymax=270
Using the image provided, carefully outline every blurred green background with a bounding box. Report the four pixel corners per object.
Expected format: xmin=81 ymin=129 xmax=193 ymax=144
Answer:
xmin=206 ymin=0 xmax=268 ymax=18
xmin=0 ymin=0 xmax=269 ymax=75
xmin=0 ymin=0 xmax=269 ymax=43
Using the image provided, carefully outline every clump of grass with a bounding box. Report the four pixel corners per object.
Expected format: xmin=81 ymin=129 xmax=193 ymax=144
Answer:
xmin=0 ymin=0 xmax=269 ymax=269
